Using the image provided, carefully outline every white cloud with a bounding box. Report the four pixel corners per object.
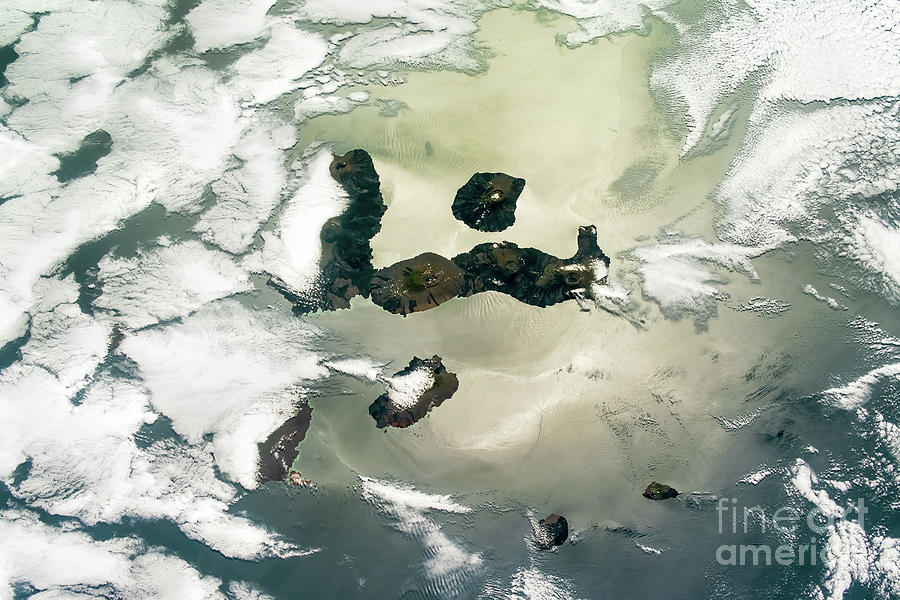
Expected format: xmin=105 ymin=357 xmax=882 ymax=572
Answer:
xmin=120 ymin=300 xmax=327 ymax=488
xmin=630 ymin=237 xmax=762 ymax=324
xmin=21 ymin=302 xmax=111 ymax=393
xmin=186 ymin=0 xmax=277 ymax=53
xmin=0 ymin=510 xmax=226 ymax=600
xmin=360 ymin=477 xmax=481 ymax=580
xmin=231 ymin=23 xmax=329 ymax=105
xmin=531 ymin=0 xmax=674 ymax=45
xmin=252 ymin=148 xmax=349 ymax=296
xmin=193 ymin=119 xmax=297 ymax=254
xmin=95 ymin=240 xmax=252 ymax=329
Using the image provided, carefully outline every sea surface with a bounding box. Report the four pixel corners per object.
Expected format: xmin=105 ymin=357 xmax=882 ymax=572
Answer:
xmin=1 ymin=1 xmax=899 ymax=599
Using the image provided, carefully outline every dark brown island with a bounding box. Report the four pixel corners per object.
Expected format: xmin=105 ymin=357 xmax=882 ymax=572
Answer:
xmin=643 ymin=482 xmax=679 ymax=500
xmin=272 ymin=148 xmax=610 ymax=317
xmin=534 ymin=513 xmax=569 ymax=549
xmin=451 ymin=172 xmax=525 ymax=232
xmin=368 ymin=355 xmax=459 ymax=428
xmin=257 ymin=401 xmax=313 ymax=485
xmin=259 ymin=149 xmax=612 ymax=484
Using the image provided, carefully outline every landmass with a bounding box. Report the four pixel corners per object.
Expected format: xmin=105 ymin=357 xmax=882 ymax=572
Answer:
xmin=368 ymin=355 xmax=459 ymax=428
xmin=272 ymin=149 xmax=388 ymax=313
xmin=270 ymin=149 xmax=610 ymax=317
xmin=257 ymin=402 xmax=312 ymax=485
xmin=369 ymin=253 xmax=466 ymax=315
xmin=451 ymin=172 xmax=525 ymax=232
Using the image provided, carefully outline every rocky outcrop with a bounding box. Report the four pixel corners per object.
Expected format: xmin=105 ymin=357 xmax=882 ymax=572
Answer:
xmin=642 ymin=482 xmax=679 ymax=500
xmin=368 ymin=356 xmax=459 ymax=428
xmin=257 ymin=403 xmax=312 ymax=485
xmin=451 ymin=172 xmax=525 ymax=232
xmin=534 ymin=513 xmax=569 ymax=549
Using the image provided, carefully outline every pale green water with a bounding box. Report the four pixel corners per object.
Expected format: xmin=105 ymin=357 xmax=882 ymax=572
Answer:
xmin=293 ymin=10 xmax=800 ymax=499
xmin=271 ymin=12 xmax=900 ymax=598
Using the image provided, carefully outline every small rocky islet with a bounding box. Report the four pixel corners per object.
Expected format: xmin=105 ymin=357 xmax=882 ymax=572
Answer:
xmin=534 ymin=513 xmax=570 ymax=549
xmin=643 ymin=481 xmax=679 ymax=500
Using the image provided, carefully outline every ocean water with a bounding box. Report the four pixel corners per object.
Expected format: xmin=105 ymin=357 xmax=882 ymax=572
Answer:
xmin=1 ymin=1 xmax=899 ymax=599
